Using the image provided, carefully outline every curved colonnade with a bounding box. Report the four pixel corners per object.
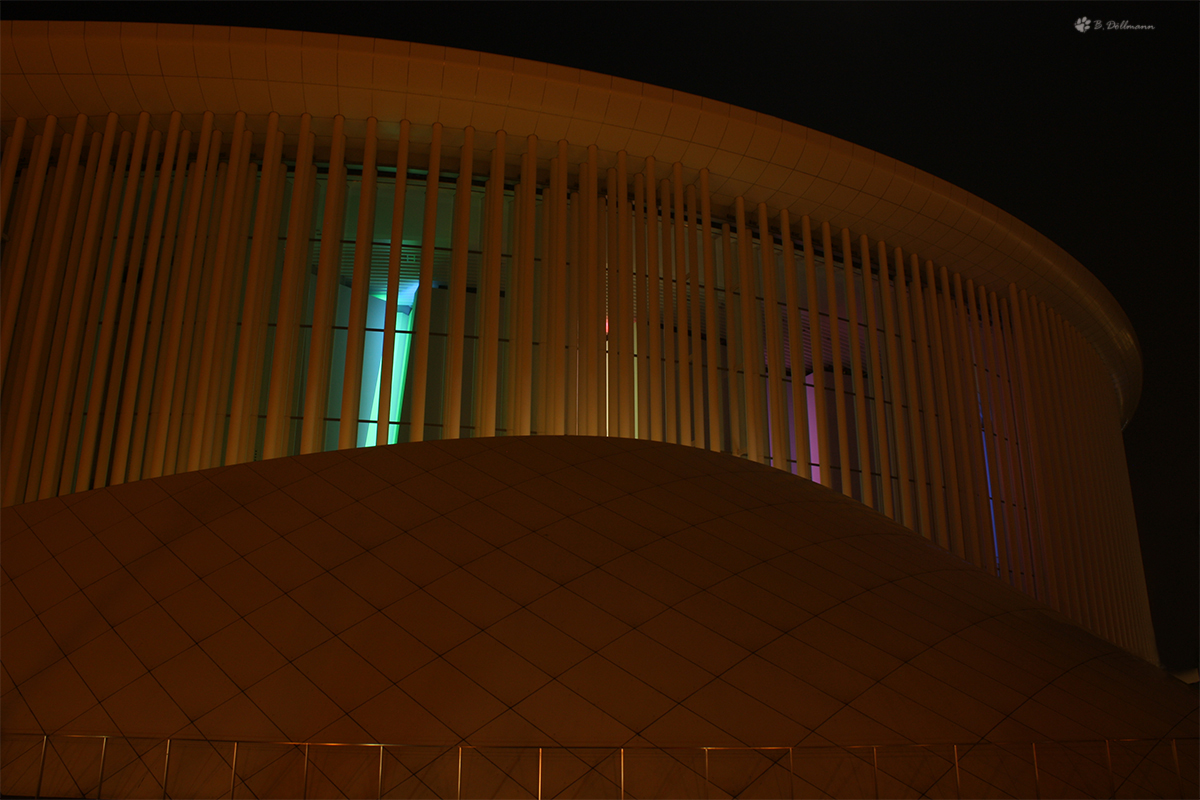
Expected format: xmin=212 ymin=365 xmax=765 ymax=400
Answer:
xmin=0 ymin=22 xmax=1154 ymax=662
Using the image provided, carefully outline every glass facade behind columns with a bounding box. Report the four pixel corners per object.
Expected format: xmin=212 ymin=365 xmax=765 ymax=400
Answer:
xmin=0 ymin=117 xmax=1150 ymax=661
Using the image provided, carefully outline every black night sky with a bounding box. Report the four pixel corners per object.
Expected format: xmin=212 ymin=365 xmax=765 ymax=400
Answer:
xmin=6 ymin=2 xmax=1197 ymax=674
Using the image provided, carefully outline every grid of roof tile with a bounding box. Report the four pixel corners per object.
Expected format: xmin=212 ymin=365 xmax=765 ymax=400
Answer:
xmin=1 ymin=435 xmax=1195 ymax=798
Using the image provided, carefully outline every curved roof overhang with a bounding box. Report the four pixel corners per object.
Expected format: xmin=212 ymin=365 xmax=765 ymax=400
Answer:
xmin=0 ymin=20 xmax=1142 ymax=423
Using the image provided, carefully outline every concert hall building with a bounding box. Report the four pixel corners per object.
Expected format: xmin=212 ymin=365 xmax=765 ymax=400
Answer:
xmin=1 ymin=20 xmax=1195 ymax=799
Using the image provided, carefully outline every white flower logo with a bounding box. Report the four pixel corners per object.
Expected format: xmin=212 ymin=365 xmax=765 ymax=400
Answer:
xmin=1075 ymin=17 xmax=1091 ymax=32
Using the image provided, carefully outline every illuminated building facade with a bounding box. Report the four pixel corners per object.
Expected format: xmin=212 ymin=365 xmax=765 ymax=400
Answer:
xmin=1 ymin=20 xmax=1194 ymax=799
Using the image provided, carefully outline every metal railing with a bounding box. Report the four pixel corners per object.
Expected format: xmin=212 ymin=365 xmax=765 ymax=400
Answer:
xmin=1 ymin=733 xmax=1195 ymax=799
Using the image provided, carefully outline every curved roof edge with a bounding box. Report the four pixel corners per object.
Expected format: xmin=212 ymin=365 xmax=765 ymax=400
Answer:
xmin=0 ymin=20 xmax=1141 ymax=421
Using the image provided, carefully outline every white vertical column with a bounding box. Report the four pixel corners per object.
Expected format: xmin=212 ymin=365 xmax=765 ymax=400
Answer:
xmin=3 ymin=115 xmax=87 ymax=504
xmin=909 ymin=254 xmax=946 ymax=545
xmin=735 ymin=197 xmax=761 ymax=463
xmin=993 ymin=294 xmax=1029 ymax=590
xmin=203 ymin=134 xmax=257 ymax=468
xmin=551 ymin=140 xmax=570 ymax=436
xmin=123 ymin=129 xmax=192 ymax=480
xmin=969 ymin=285 xmax=1003 ymax=578
xmin=605 ymin=168 xmax=619 ymax=436
xmin=644 ymin=159 xmax=662 ymax=442
xmin=443 ymin=127 xmax=475 ymax=440
xmin=941 ymin=267 xmax=978 ymax=565
xmin=618 ymin=152 xmax=634 ymax=438
xmin=758 ymin=205 xmax=787 ymax=470
xmin=686 ymin=184 xmax=704 ymax=446
xmin=36 ymin=124 xmax=110 ymax=496
xmin=262 ymin=115 xmax=317 ymax=459
xmin=894 ymin=249 xmax=931 ymax=538
xmin=79 ymin=118 xmax=154 ymax=486
xmin=566 ymin=185 xmax=581 ymax=435
xmin=954 ymin=275 xmax=988 ymax=569
xmin=634 ymin=171 xmax=649 ymax=439
xmin=0 ymin=116 xmax=27 ymax=228
xmin=185 ymin=113 xmax=248 ymax=470
xmin=303 ymin=116 xmax=350 ymax=452
xmin=823 ymin=222 xmax=852 ymax=497
xmin=781 ymin=211 xmax=810 ymax=479
xmin=582 ymin=146 xmax=599 ymax=436
xmin=671 ymin=163 xmax=691 ymax=445
xmin=699 ymin=170 xmax=721 ymax=451
xmin=225 ymin=118 xmax=283 ymax=464
xmin=842 ymin=229 xmax=872 ymax=508
xmin=100 ymin=128 xmax=170 ymax=482
xmin=170 ymin=137 xmax=234 ymax=473
xmin=337 ymin=118 xmax=380 ymax=449
xmin=409 ymin=123 xmax=442 ymax=443
xmin=802 ymin=217 xmax=828 ymax=484
xmin=924 ymin=260 xmax=963 ymax=556
xmin=475 ymin=129 xmax=504 ymax=439
xmin=142 ymin=112 xmax=216 ymax=477
xmin=860 ymin=236 xmax=892 ymax=515
xmin=1 ymin=115 xmax=56 ymax=380
xmin=721 ymin=223 xmax=741 ymax=457
xmin=514 ymin=136 xmax=538 ymax=436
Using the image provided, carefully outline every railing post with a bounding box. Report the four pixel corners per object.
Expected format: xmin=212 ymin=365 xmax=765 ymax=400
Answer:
xmin=162 ymin=738 xmax=171 ymax=800
xmin=704 ymin=747 xmax=709 ymax=800
xmin=456 ymin=746 xmax=462 ymax=800
xmin=302 ymin=743 xmax=309 ymax=800
xmin=537 ymin=747 xmax=543 ymax=800
xmin=1031 ymin=742 xmax=1040 ymax=800
xmin=872 ymin=746 xmax=879 ymax=800
xmin=378 ymin=744 xmax=384 ymax=800
xmin=1105 ymin=739 xmax=1114 ymax=799
xmin=230 ymin=741 xmax=238 ymax=800
xmin=953 ymin=744 xmax=961 ymax=799
xmin=35 ymin=734 xmax=46 ymax=799
xmin=98 ymin=736 xmax=107 ymax=800
xmin=1172 ymin=738 xmax=1183 ymax=800
xmin=789 ymin=747 xmax=794 ymax=800
xmin=620 ymin=748 xmax=624 ymax=800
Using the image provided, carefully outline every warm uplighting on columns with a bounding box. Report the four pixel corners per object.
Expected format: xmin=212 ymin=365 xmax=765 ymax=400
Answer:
xmin=617 ymin=152 xmax=634 ymax=440
xmin=925 ymin=261 xmax=964 ymax=558
xmin=821 ymin=223 xmax=852 ymax=498
xmin=225 ymin=113 xmax=281 ymax=465
xmin=409 ymin=122 xmax=442 ymax=444
xmin=443 ymin=127 xmax=475 ymax=441
xmin=880 ymin=242 xmax=914 ymax=528
xmin=909 ymin=253 xmax=946 ymax=547
xmin=38 ymin=114 xmax=119 ymax=497
xmin=1 ymin=114 xmax=55 ymax=383
xmin=375 ymin=121 xmax=410 ymax=447
xmin=515 ymin=135 xmax=538 ymax=436
xmin=186 ymin=112 xmax=248 ymax=472
xmin=303 ymin=115 xmax=349 ymax=453
xmin=339 ymin=117 xmax=380 ymax=451
xmin=720 ymin=223 xmax=742 ymax=458
xmin=842 ymin=229 xmax=872 ymax=509
xmin=759 ymin=205 xmax=788 ymax=472
xmin=263 ymin=114 xmax=317 ymax=460
xmin=802 ymin=216 xmax=828 ymax=485
xmin=644 ymin=159 xmax=662 ymax=444
xmin=685 ymin=185 xmax=704 ymax=447
xmin=734 ymin=197 xmax=761 ymax=464
xmin=860 ymin=236 xmax=892 ymax=516
xmin=3 ymin=114 xmax=87 ymax=505
xmin=780 ymin=211 xmax=811 ymax=480
xmin=476 ymin=129 xmax=504 ymax=439
xmin=671 ymin=163 xmax=692 ymax=447
xmin=699 ymin=170 xmax=721 ymax=452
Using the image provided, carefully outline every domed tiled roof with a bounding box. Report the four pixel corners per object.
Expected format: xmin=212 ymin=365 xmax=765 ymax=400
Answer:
xmin=2 ymin=436 xmax=1195 ymax=798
